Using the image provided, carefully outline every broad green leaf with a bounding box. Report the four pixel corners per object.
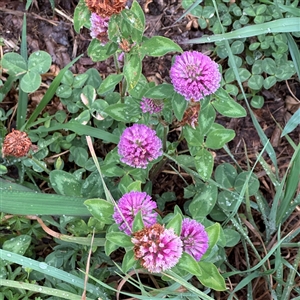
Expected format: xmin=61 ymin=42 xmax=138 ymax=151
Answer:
xmin=234 ymin=171 xmax=260 ymax=196
xmin=205 ymin=128 xmax=235 ymax=149
xmin=105 ymin=103 xmax=135 ymax=122
xmin=223 ymin=228 xmax=241 ymax=247
xmin=3 ymin=235 xmax=31 ymax=256
xmin=84 ymin=199 xmax=114 ymax=224
xmin=28 ymin=51 xmax=51 ymax=74
xmin=144 ymin=84 xmax=174 ymax=99
xmin=98 ymin=74 xmax=123 ymax=94
xmin=88 ymin=39 xmax=112 ymax=62
xmin=140 ymin=36 xmax=182 ymax=57
xmin=20 ymin=71 xmax=41 ymax=93
xmin=166 ymin=213 xmax=182 ymax=236
xmin=177 ymin=252 xmax=202 ymax=276
xmin=214 ymin=163 xmax=237 ymax=188
xmin=122 ymin=9 xmax=144 ymax=43
xmin=189 ymin=183 xmax=218 ymax=220
xmin=194 ymin=149 xmax=214 ymax=180
xmin=217 ymin=190 xmax=239 ymax=213
xmin=130 ymin=0 xmax=145 ymax=33
xmin=1 ymin=53 xmax=27 ymax=75
xmin=213 ymin=88 xmax=246 ymax=118
xmin=248 ymin=74 xmax=264 ymax=90
xmin=197 ymin=261 xmax=226 ymax=291
xmin=122 ymin=250 xmax=136 ymax=273
xmin=74 ymin=0 xmax=91 ymax=33
xmin=106 ymin=232 xmax=133 ymax=248
xmin=205 ymin=223 xmax=221 ymax=252
xmin=172 ymin=92 xmax=187 ymax=121
xmin=49 ymin=170 xmax=82 ymax=197
xmin=132 ymin=211 xmax=144 ymax=233
xmin=198 ymin=103 xmax=216 ymax=135
xmin=183 ymin=126 xmax=204 ymax=146
xmin=124 ymin=55 xmax=142 ymax=90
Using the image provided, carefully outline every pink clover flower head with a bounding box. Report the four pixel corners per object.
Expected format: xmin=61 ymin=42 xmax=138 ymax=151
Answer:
xmin=180 ymin=218 xmax=209 ymax=261
xmin=140 ymin=97 xmax=164 ymax=114
xmin=118 ymin=124 xmax=163 ymax=169
xmin=113 ymin=191 xmax=158 ymax=235
xmin=170 ymin=51 xmax=221 ymax=101
xmin=90 ymin=13 xmax=109 ymax=45
xmin=132 ymin=224 xmax=183 ymax=273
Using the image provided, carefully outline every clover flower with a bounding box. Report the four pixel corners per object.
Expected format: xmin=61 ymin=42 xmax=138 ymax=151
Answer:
xmin=2 ymin=129 xmax=32 ymax=158
xmin=113 ymin=191 xmax=158 ymax=235
xmin=170 ymin=51 xmax=221 ymax=101
xmin=140 ymin=97 xmax=164 ymax=114
xmin=118 ymin=124 xmax=163 ymax=169
xmin=132 ymin=224 xmax=183 ymax=273
xmin=180 ymin=218 xmax=209 ymax=261
xmin=90 ymin=13 xmax=109 ymax=45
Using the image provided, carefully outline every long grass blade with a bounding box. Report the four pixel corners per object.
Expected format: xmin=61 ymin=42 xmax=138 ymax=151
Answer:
xmin=0 ymin=190 xmax=91 ymax=216
xmin=0 ymin=249 xmax=107 ymax=299
xmin=187 ymin=18 xmax=300 ymax=43
xmin=0 ymin=279 xmax=94 ymax=300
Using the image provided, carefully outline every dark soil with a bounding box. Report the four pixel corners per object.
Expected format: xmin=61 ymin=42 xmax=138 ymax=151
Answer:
xmin=1 ymin=0 xmax=300 ymax=299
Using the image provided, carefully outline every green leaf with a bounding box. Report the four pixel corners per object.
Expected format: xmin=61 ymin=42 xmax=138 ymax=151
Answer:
xmin=28 ymin=51 xmax=51 ymax=74
xmin=140 ymin=36 xmax=182 ymax=57
xmin=248 ymin=74 xmax=264 ymax=90
xmin=74 ymin=0 xmax=91 ymax=33
xmin=194 ymin=149 xmax=214 ymax=180
xmin=223 ymin=228 xmax=241 ymax=247
xmin=124 ymin=55 xmax=142 ymax=90
xmin=217 ymin=190 xmax=238 ymax=213
xmin=213 ymin=88 xmax=246 ymax=118
xmin=84 ymin=199 xmax=114 ymax=224
xmin=206 ymin=128 xmax=235 ymax=149
xmin=166 ymin=213 xmax=182 ymax=236
xmin=20 ymin=71 xmax=41 ymax=93
xmin=88 ymin=39 xmax=112 ymax=62
xmin=234 ymin=171 xmax=260 ymax=196
xmin=263 ymin=76 xmax=277 ymax=89
xmin=49 ymin=170 xmax=82 ymax=197
xmin=197 ymin=262 xmax=226 ymax=291
xmin=183 ymin=126 xmax=204 ymax=146
xmin=202 ymin=223 xmax=220 ymax=259
xmin=130 ymin=0 xmax=145 ymax=34
xmin=132 ymin=211 xmax=144 ymax=233
xmin=189 ymin=183 xmax=218 ymax=220
xmin=104 ymin=103 xmax=135 ymax=122
xmin=144 ymin=84 xmax=174 ymax=99
xmin=172 ymin=92 xmax=187 ymax=121
xmin=122 ymin=249 xmax=136 ymax=273
xmin=177 ymin=252 xmax=202 ymax=276
xmin=98 ymin=74 xmax=123 ymax=94
xmin=122 ymin=9 xmax=144 ymax=43
xmin=3 ymin=235 xmax=31 ymax=256
xmin=214 ymin=163 xmax=237 ymax=188
xmin=106 ymin=232 xmax=133 ymax=248
xmin=198 ymin=103 xmax=216 ymax=135
xmin=1 ymin=52 xmax=27 ymax=75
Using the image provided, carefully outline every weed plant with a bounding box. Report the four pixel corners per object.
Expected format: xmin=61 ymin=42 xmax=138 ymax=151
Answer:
xmin=0 ymin=0 xmax=299 ymax=299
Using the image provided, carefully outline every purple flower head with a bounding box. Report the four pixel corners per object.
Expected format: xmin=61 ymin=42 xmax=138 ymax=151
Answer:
xmin=180 ymin=218 xmax=209 ymax=261
xmin=113 ymin=191 xmax=158 ymax=235
xmin=90 ymin=13 xmax=109 ymax=45
xmin=118 ymin=124 xmax=163 ymax=169
xmin=170 ymin=51 xmax=221 ymax=101
xmin=132 ymin=224 xmax=183 ymax=273
xmin=140 ymin=98 xmax=164 ymax=114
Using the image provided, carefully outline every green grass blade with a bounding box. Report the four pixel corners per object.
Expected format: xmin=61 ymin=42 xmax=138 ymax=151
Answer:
xmin=276 ymin=145 xmax=300 ymax=225
xmin=31 ymin=120 xmax=119 ymax=144
xmin=175 ymin=0 xmax=203 ymax=24
xmin=286 ymin=33 xmax=300 ymax=79
xmin=17 ymin=14 xmax=28 ymax=129
xmin=24 ymin=55 xmax=82 ymax=131
xmin=0 ymin=249 xmax=107 ymax=299
xmin=0 ymin=190 xmax=91 ymax=216
xmin=187 ymin=18 xmax=300 ymax=43
xmin=0 ymin=279 xmax=94 ymax=300
xmin=281 ymin=108 xmax=300 ymax=137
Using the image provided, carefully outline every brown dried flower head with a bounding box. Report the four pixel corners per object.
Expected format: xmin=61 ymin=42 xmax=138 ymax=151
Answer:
xmin=179 ymin=102 xmax=201 ymax=129
xmin=85 ymin=0 xmax=126 ymax=18
xmin=2 ymin=129 xmax=32 ymax=158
